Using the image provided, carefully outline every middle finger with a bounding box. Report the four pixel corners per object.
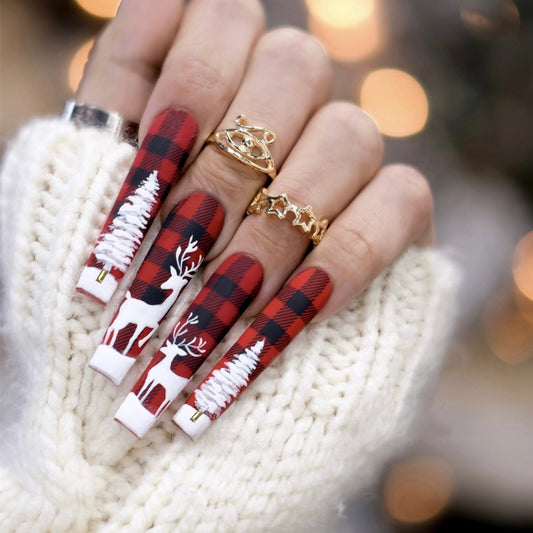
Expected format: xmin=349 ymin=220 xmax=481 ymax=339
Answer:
xmin=165 ymin=28 xmax=333 ymax=258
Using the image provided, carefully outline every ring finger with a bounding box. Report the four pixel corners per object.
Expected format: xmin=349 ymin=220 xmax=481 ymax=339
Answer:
xmin=205 ymin=101 xmax=384 ymax=316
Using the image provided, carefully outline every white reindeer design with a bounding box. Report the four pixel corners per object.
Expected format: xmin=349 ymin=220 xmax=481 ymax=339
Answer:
xmin=103 ymin=236 xmax=201 ymax=354
xmin=137 ymin=313 xmax=207 ymax=417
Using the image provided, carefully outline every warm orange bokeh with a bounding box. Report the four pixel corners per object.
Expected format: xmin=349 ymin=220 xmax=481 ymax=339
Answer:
xmin=513 ymin=231 xmax=533 ymax=303
xmin=484 ymin=289 xmax=533 ymax=364
xmin=68 ymin=40 xmax=94 ymax=93
xmin=384 ymin=456 xmax=453 ymax=524
xmin=360 ymin=69 xmax=429 ymax=137
xmin=306 ymin=0 xmax=381 ymax=62
xmin=306 ymin=0 xmax=375 ymax=28
xmin=76 ymin=0 xmax=120 ymax=19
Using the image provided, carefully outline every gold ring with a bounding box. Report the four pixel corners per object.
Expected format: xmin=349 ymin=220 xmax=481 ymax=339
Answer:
xmin=207 ymin=115 xmax=277 ymax=179
xmin=247 ymin=188 xmax=328 ymax=246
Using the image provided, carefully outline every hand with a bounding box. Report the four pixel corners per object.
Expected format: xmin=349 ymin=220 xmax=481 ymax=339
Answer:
xmin=76 ymin=0 xmax=434 ymax=438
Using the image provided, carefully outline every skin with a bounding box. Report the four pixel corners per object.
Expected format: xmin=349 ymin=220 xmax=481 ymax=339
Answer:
xmin=78 ymin=0 xmax=434 ymax=322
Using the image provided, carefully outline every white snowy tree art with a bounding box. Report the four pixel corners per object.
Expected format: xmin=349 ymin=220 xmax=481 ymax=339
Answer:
xmin=94 ymin=169 xmax=160 ymax=277
xmin=194 ymin=338 xmax=265 ymax=417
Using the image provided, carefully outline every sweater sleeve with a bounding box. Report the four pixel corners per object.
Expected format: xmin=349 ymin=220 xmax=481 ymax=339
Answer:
xmin=0 ymin=118 xmax=460 ymax=533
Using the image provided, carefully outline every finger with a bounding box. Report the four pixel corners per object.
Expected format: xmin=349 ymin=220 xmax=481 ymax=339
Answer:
xmin=77 ymin=0 xmax=265 ymax=303
xmin=140 ymin=0 xmax=266 ymax=152
xmin=166 ymin=27 xmax=333 ymax=258
xmin=298 ymin=163 xmax=434 ymax=322
xmin=77 ymin=0 xmax=185 ymax=122
xmin=205 ymin=101 xmax=384 ymax=316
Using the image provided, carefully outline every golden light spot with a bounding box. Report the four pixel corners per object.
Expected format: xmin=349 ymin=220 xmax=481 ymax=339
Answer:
xmin=305 ymin=0 xmax=374 ymax=29
xmin=384 ymin=456 xmax=453 ymax=524
xmin=68 ymin=39 xmax=94 ymax=93
xmin=76 ymin=0 xmax=120 ymax=19
xmin=484 ymin=290 xmax=533 ymax=364
xmin=513 ymin=231 xmax=533 ymax=303
xmin=360 ymin=69 xmax=429 ymax=137
xmin=306 ymin=0 xmax=381 ymax=62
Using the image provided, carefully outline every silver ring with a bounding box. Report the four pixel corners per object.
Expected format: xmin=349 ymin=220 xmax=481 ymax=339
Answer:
xmin=62 ymin=100 xmax=139 ymax=146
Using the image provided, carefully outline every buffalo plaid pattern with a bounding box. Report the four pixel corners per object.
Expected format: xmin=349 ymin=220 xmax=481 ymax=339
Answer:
xmin=128 ymin=254 xmax=263 ymax=417
xmin=80 ymin=108 xmax=198 ymax=301
xmin=181 ymin=267 xmax=332 ymax=422
xmin=101 ymin=192 xmax=223 ymax=358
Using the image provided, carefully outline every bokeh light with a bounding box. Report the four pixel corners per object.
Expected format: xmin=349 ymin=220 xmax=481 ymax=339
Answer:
xmin=306 ymin=0 xmax=381 ymax=62
xmin=484 ymin=290 xmax=533 ymax=364
xmin=384 ymin=456 xmax=453 ymax=524
xmin=68 ymin=39 xmax=94 ymax=93
xmin=512 ymin=231 xmax=533 ymax=303
xmin=76 ymin=0 xmax=120 ymax=19
xmin=360 ymin=69 xmax=429 ymax=137
xmin=305 ymin=0 xmax=374 ymax=28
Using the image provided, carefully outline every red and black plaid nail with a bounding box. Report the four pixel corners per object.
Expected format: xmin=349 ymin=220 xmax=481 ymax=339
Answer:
xmin=173 ymin=267 xmax=332 ymax=439
xmin=114 ymin=254 xmax=263 ymax=438
xmin=77 ymin=108 xmax=198 ymax=304
xmin=89 ymin=192 xmax=224 ymax=385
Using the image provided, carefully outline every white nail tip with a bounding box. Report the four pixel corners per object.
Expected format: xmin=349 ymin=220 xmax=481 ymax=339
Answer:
xmin=114 ymin=393 xmax=156 ymax=439
xmin=77 ymin=266 xmax=118 ymax=304
xmin=89 ymin=344 xmax=135 ymax=385
xmin=173 ymin=404 xmax=211 ymax=441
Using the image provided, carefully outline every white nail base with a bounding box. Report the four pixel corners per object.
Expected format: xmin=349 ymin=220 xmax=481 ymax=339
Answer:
xmin=77 ymin=266 xmax=118 ymax=304
xmin=114 ymin=393 xmax=157 ymax=438
xmin=173 ymin=404 xmax=212 ymax=441
xmin=89 ymin=344 xmax=135 ymax=385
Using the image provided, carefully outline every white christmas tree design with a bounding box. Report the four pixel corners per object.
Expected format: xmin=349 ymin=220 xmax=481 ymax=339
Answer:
xmin=94 ymin=170 xmax=160 ymax=276
xmin=194 ymin=338 xmax=265 ymax=417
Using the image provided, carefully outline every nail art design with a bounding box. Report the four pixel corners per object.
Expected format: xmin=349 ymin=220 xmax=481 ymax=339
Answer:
xmin=114 ymin=254 xmax=263 ymax=437
xmin=89 ymin=193 xmax=224 ymax=385
xmin=77 ymin=108 xmax=198 ymax=304
xmin=174 ymin=267 xmax=332 ymax=439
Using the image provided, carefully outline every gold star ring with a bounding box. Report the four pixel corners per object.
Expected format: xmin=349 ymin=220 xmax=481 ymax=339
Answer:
xmin=206 ymin=116 xmax=277 ymax=179
xmin=247 ymin=188 xmax=329 ymax=246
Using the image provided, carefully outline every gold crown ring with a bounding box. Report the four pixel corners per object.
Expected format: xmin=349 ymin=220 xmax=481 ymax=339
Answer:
xmin=247 ymin=188 xmax=329 ymax=246
xmin=206 ymin=115 xmax=277 ymax=179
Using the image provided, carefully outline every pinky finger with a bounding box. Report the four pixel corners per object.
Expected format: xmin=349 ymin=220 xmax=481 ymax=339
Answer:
xmin=297 ymin=164 xmax=434 ymax=322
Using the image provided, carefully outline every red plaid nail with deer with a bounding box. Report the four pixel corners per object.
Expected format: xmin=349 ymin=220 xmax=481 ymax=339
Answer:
xmin=114 ymin=254 xmax=263 ymax=437
xmin=77 ymin=108 xmax=198 ymax=304
xmin=173 ymin=267 xmax=332 ymax=439
xmin=89 ymin=192 xmax=224 ymax=385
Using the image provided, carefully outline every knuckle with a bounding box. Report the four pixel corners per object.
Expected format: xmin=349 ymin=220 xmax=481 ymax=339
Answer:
xmin=320 ymin=102 xmax=384 ymax=163
xmin=331 ymin=222 xmax=381 ymax=273
xmin=166 ymin=54 xmax=230 ymax=105
xmin=188 ymin=147 xmax=257 ymax=202
xmin=385 ymin=164 xmax=433 ymax=222
xmin=245 ymin=219 xmax=294 ymax=256
xmin=259 ymin=27 xmax=332 ymax=86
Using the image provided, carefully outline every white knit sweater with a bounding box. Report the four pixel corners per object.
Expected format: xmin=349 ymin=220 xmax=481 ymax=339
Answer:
xmin=0 ymin=118 xmax=459 ymax=533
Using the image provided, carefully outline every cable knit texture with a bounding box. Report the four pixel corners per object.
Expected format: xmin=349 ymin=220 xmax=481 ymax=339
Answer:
xmin=0 ymin=118 xmax=459 ymax=532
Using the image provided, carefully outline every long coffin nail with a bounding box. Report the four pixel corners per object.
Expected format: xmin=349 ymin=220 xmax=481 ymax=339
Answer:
xmin=89 ymin=193 xmax=224 ymax=385
xmin=173 ymin=267 xmax=332 ymax=440
xmin=77 ymin=108 xmax=198 ymax=304
xmin=114 ymin=254 xmax=263 ymax=438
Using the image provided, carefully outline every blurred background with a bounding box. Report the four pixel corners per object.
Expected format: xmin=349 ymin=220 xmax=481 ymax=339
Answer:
xmin=1 ymin=0 xmax=532 ymax=531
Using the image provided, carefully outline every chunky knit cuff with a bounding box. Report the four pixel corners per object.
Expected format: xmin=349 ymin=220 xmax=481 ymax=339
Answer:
xmin=0 ymin=118 xmax=459 ymax=532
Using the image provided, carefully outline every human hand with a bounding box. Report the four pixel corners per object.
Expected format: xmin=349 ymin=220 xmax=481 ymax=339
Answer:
xmin=75 ymin=0 xmax=434 ymax=438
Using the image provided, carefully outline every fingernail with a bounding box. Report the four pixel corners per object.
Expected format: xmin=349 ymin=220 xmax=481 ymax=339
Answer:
xmin=114 ymin=254 xmax=263 ymax=438
xmin=173 ymin=267 xmax=332 ymax=440
xmin=89 ymin=193 xmax=224 ymax=385
xmin=77 ymin=108 xmax=198 ymax=304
